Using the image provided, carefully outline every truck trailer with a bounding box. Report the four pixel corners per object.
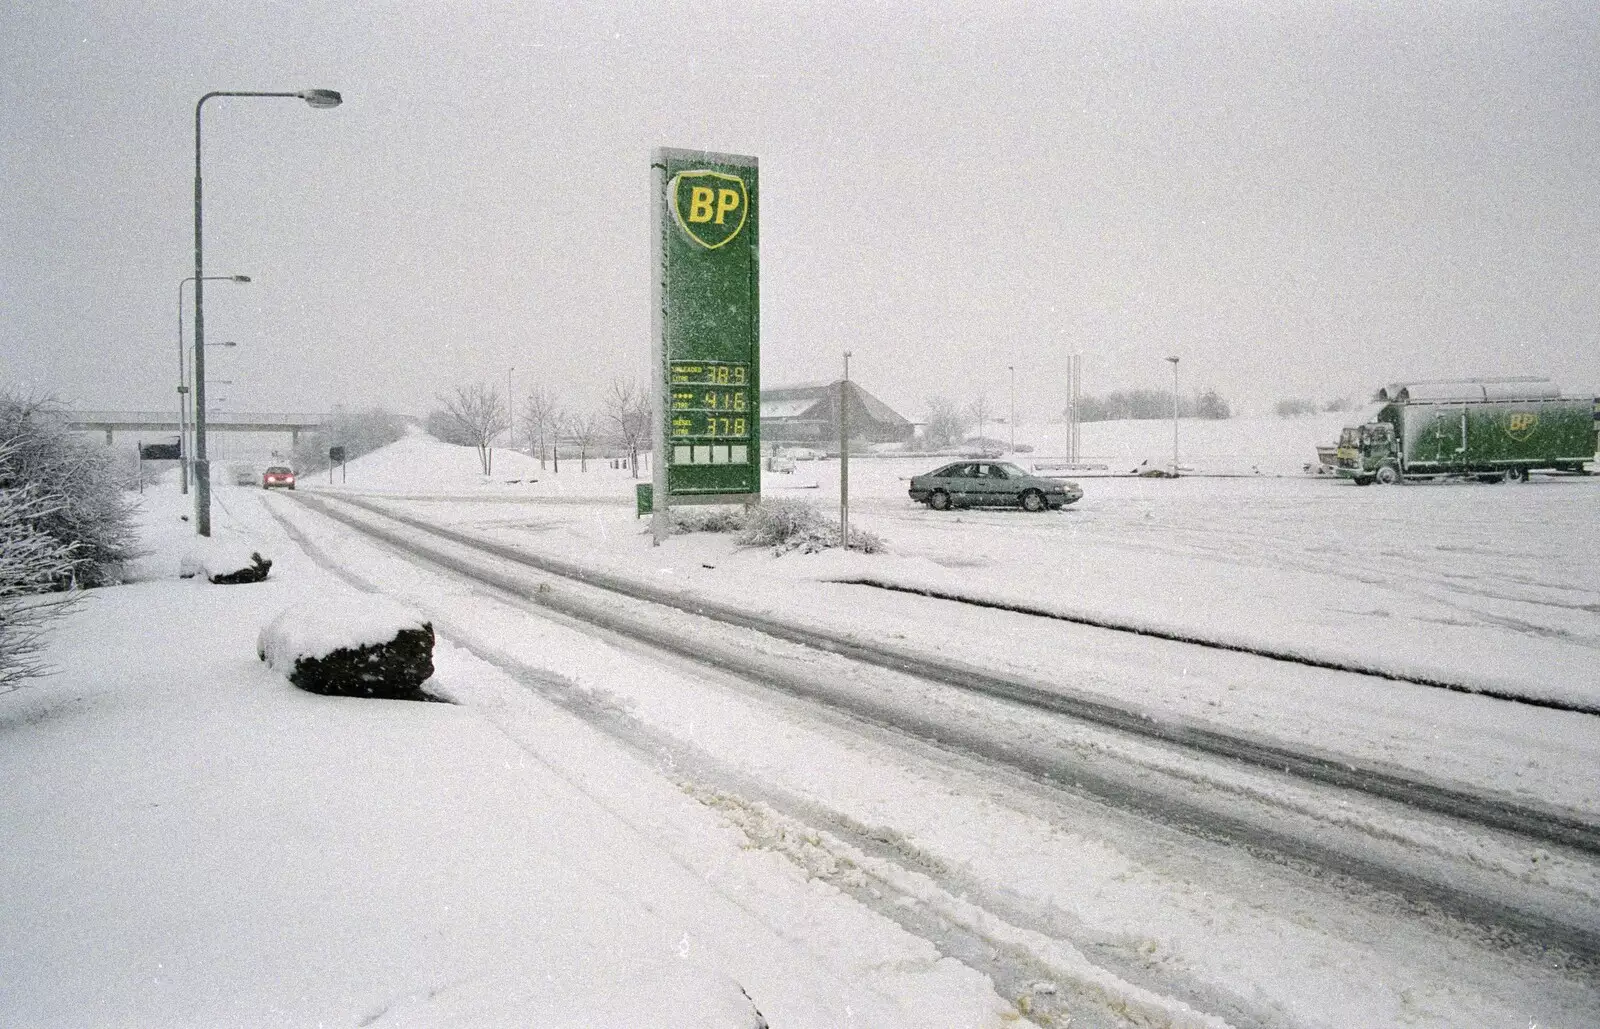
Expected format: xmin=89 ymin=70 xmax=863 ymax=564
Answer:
xmin=1335 ymin=378 xmax=1597 ymax=484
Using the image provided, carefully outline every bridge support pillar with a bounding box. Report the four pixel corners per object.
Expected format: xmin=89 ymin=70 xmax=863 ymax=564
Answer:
xmin=291 ymin=428 xmax=299 ymax=446
xmin=105 ymin=427 xmax=113 ymax=445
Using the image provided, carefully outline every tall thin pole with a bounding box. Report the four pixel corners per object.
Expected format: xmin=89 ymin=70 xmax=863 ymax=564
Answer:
xmin=1065 ymin=354 xmax=1077 ymax=463
xmin=194 ymin=97 xmax=210 ymax=533
xmin=507 ymin=366 xmax=515 ymax=449
xmin=1008 ymin=364 xmax=1015 ymax=454
xmin=192 ymin=88 xmax=341 ymax=536
xmin=649 ymin=154 xmax=669 ymax=546
xmin=840 ymin=351 xmax=851 ymax=550
xmin=1073 ymin=354 xmax=1082 ymax=462
xmin=1166 ymin=355 xmax=1180 ymax=477
xmin=177 ymin=280 xmax=189 ymax=495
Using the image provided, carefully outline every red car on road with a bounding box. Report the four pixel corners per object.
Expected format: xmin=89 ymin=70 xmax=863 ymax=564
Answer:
xmin=262 ymin=466 xmax=296 ymax=490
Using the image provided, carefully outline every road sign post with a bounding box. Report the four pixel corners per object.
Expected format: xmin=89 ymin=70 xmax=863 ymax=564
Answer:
xmin=651 ymin=148 xmax=760 ymax=545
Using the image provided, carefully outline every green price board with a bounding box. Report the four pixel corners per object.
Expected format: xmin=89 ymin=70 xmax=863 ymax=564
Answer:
xmin=652 ymin=148 xmax=759 ymax=503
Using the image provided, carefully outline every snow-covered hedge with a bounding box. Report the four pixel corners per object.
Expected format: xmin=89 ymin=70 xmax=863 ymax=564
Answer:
xmin=258 ymin=596 xmax=436 ymax=700
xmin=0 ymin=394 xmax=140 ymax=589
xmin=1 ymin=394 xmax=140 ymax=691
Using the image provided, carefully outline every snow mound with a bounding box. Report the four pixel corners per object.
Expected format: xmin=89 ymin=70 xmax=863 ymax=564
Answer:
xmin=328 ymin=433 xmax=547 ymax=491
xmin=179 ymin=538 xmax=270 ymax=581
xmin=257 ymin=594 xmax=428 ymax=669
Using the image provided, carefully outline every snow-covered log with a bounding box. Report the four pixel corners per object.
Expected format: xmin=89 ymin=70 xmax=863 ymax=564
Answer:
xmin=258 ymin=596 xmax=435 ymax=700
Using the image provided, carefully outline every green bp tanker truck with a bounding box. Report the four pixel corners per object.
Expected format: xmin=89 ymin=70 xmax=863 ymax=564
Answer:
xmin=1335 ymin=378 xmax=1598 ymax=484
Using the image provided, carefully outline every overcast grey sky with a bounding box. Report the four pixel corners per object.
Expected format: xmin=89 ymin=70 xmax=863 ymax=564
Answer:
xmin=3 ymin=1 xmax=1596 ymax=421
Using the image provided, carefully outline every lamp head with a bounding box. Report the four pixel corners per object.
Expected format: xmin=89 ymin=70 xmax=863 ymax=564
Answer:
xmin=230 ymin=275 xmax=251 ymax=283
xmin=299 ymin=89 xmax=342 ymax=109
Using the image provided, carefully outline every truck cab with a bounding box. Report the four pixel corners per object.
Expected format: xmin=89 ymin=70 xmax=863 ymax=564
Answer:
xmin=1335 ymin=422 xmax=1400 ymax=484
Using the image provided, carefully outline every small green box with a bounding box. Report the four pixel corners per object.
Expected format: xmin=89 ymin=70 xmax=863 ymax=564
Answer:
xmin=635 ymin=483 xmax=653 ymax=517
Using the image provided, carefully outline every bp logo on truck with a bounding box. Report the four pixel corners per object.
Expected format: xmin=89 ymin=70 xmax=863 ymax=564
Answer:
xmin=670 ymin=170 xmax=748 ymax=249
xmin=1505 ymin=411 xmax=1539 ymax=441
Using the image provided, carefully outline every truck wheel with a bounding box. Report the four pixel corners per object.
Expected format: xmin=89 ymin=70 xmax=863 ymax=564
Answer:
xmin=1375 ymin=465 xmax=1401 ymax=485
xmin=1352 ymin=476 xmax=1373 ymax=486
xmin=1505 ymin=467 xmax=1527 ymax=483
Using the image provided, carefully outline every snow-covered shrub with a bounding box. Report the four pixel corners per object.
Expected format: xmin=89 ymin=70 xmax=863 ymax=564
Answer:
xmin=737 ymin=497 xmax=884 ymax=555
xmin=179 ymin=540 xmax=272 ymax=584
xmin=1 ymin=395 xmax=141 ymax=692
xmin=670 ymin=507 xmax=747 ymax=534
xmin=0 ymin=394 xmax=140 ymax=589
xmin=0 ymin=457 xmax=79 ymax=692
xmin=258 ymin=597 xmax=436 ymax=700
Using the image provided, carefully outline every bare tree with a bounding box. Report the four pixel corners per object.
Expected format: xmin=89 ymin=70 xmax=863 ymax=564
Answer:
xmin=604 ymin=377 xmax=651 ymax=477
xmin=966 ymin=394 xmax=993 ymax=445
xmin=548 ymin=408 xmax=565 ymax=473
xmin=571 ymin=412 xmax=600 ymax=472
xmin=519 ymin=388 xmax=556 ymax=471
xmin=436 ymin=383 xmax=509 ymax=474
xmin=921 ymin=396 xmax=969 ymax=451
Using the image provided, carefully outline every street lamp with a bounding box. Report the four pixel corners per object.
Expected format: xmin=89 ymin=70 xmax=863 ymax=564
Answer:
xmin=507 ymin=366 xmax=516 ymax=450
xmin=1165 ymin=356 xmax=1180 ymax=477
xmin=1008 ymin=364 xmax=1015 ymax=454
xmin=840 ymin=351 xmax=852 ymax=550
xmin=193 ymin=87 xmax=342 ymax=536
xmin=177 ymin=275 xmax=249 ymax=495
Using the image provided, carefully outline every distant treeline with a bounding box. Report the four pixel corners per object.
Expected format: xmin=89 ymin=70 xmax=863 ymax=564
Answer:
xmin=1069 ymin=388 xmax=1232 ymax=422
xmin=1275 ymin=397 xmax=1356 ymax=417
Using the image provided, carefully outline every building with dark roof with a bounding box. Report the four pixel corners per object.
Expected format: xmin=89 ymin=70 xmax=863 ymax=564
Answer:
xmin=760 ymin=381 xmax=914 ymax=448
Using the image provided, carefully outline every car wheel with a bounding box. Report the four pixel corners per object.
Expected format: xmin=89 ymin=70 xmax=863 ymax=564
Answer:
xmin=1352 ymin=476 xmax=1373 ymax=486
xmin=1375 ymin=465 xmax=1401 ymax=485
xmin=1505 ymin=467 xmax=1527 ymax=483
xmin=929 ymin=489 xmax=951 ymax=511
xmin=1020 ymin=489 xmax=1045 ymax=512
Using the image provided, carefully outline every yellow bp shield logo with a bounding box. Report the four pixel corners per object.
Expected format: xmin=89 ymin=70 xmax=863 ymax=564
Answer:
xmin=671 ymin=170 xmax=748 ymax=249
xmin=1505 ymin=411 xmax=1538 ymax=441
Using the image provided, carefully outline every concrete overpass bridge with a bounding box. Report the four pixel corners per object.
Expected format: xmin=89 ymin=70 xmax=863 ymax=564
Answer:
xmin=67 ymin=410 xmax=330 ymax=445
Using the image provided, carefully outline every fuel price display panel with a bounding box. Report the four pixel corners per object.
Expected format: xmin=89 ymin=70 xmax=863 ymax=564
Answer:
xmin=669 ymin=361 xmax=753 ymax=470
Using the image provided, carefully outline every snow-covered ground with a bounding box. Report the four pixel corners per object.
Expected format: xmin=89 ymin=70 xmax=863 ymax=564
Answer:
xmin=4 ymin=416 xmax=1597 ymax=1027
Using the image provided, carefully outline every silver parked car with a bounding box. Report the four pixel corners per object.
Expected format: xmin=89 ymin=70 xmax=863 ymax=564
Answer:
xmin=908 ymin=460 xmax=1082 ymax=511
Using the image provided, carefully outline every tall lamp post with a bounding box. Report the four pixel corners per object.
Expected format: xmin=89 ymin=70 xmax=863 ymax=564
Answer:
xmin=1008 ymin=364 xmax=1015 ymax=454
xmin=177 ymin=274 xmax=249 ymax=495
xmin=193 ymin=87 xmax=342 ymax=536
xmin=507 ymin=366 xmax=516 ymax=451
xmin=840 ymin=350 xmax=852 ymax=550
xmin=1165 ymin=356 xmax=1180 ymax=477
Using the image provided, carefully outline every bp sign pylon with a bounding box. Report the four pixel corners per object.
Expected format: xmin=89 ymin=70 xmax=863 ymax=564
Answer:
xmin=651 ymin=148 xmax=760 ymax=543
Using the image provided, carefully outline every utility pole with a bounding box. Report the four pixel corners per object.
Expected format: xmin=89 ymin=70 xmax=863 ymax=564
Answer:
xmin=1008 ymin=364 xmax=1015 ymax=454
xmin=1166 ymin=356 xmax=1180 ymax=477
xmin=840 ymin=351 xmax=851 ymax=550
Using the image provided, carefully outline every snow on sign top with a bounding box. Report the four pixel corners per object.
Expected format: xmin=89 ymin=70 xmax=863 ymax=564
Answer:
xmin=258 ymin=595 xmax=429 ymax=669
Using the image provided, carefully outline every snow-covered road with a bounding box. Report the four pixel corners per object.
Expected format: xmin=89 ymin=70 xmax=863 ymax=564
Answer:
xmin=253 ymin=446 xmax=1600 ymax=1028
xmin=8 ymin=428 xmax=1597 ymax=1028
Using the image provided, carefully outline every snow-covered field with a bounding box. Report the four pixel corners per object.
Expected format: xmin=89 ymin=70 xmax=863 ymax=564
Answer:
xmin=4 ymin=416 xmax=1597 ymax=1027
